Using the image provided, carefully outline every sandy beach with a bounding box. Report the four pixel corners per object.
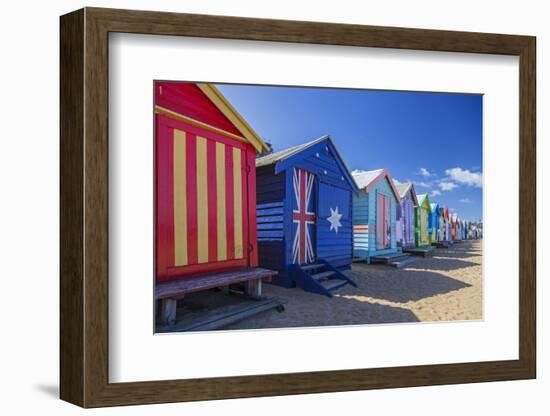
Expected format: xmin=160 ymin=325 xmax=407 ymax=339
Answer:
xmin=226 ymin=240 xmax=482 ymax=330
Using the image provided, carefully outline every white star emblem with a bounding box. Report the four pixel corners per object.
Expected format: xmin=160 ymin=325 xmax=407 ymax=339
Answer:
xmin=327 ymin=206 xmax=343 ymax=233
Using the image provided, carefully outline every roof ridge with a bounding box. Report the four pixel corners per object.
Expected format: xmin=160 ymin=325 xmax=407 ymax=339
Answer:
xmin=255 ymin=135 xmax=330 ymax=167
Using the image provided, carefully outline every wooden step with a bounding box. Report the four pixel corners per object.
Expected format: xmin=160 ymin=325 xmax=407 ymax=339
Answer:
xmin=301 ymin=263 xmax=325 ymax=272
xmin=389 ymin=256 xmax=418 ymax=268
xmin=311 ymin=270 xmax=336 ymax=281
xmin=320 ymin=279 xmax=348 ymax=292
xmin=291 ymin=260 xmax=356 ymax=297
xmin=403 ymin=246 xmax=435 ymax=257
xmin=371 ymin=252 xmax=411 ymax=264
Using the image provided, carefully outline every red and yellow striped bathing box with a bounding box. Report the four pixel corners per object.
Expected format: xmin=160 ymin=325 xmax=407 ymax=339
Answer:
xmin=155 ymin=82 xmax=268 ymax=281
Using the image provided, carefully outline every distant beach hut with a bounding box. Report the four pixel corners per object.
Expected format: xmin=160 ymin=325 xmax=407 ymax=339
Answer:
xmin=444 ymin=207 xmax=452 ymax=241
xmin=429 ymin=202 xmax=439 ymax=243
xmin=415 ymin=194 xmax=432 ymax=247
xmin=395 ymin=182 xmax=419 ymax=249
xmin=255 ymin=135 xmax=359 ymax=296
xmin=467 ymin=221 xmax=474 ymax=239
xmin=431 ymin=205 xmax=451 ymax=248
xmin=352 ymin=169 xmax=403 ymax=264
xmin=451 ymin=212 xmax=460 ymax=240
xmin=437 ymin=206 xmax=446 ymax=242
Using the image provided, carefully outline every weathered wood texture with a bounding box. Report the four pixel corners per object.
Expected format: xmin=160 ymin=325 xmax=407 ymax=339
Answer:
xmin=60 ymin=8 xmax=84 ymax=407
xmin=155 ymin=267 xmax=275 ymax=299
xmin=60 ymin=7 xmax=536 ymax=408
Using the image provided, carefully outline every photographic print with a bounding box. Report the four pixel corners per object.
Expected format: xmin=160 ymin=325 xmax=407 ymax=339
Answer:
xmin=154 ymin=81 xmax=483 ymax=333
xmin=59 ymin=9 xmax=535 ymax=406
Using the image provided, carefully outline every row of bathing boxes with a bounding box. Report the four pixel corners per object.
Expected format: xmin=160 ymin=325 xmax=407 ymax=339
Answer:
xmin=154 ymin=82 xmax=479 ymax=326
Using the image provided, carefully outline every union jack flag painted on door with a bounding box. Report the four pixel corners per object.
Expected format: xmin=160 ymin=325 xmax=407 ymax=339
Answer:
xmin=292 ymin=168 xmax=316 ymax=264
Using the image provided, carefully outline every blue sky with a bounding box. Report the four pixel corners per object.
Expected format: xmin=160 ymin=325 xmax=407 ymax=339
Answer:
xmin=217 ymin=84 xmax=483 ymax=221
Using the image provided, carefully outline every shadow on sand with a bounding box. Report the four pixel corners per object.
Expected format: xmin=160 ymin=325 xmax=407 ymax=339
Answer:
xmin=347 ymin=267 xmax=471 ymax=303
xmin=227 ymin=293 xmax=420 ymax=329
xmin=433 ymin=250 xmax=481 ymax=259
xmin=434 ymin=241 xmax=482 ymax=260
xmin=409 ymin=256 xmax=479 ymax=272
xmin=175 ymin=241 xmax=482 ymax=331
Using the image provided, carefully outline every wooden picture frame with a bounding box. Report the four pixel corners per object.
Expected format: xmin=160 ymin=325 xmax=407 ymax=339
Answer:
xmin=60 ymin=7 xmax=536 ymax=408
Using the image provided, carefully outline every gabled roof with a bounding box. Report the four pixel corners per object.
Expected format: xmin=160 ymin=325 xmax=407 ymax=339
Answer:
xmin=430 ymin=202 xmax=439 ymax=212
xmin=198 ymin=84 xmax=270 ymax=153
xmin=395 ymin=182 xmax=419 ymax=206
xmin=256 ymin=136 xmax=324 ymax=168
xmin=352 ymin=168 xmax=401 ymax=201
xmin=256 ymin=135 xmax=359 ymax=192
xmin=353 ymin=169 xmax=384 ymax=189
xmin=155 ymin=82 xmax=269 ymax=153
xmin=416 ymin=193 xmax=432 ymax=212
xmin=395 ymin=182 xmax=409 ymax=197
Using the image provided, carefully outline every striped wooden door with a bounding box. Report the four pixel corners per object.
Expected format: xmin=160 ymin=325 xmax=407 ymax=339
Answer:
xmin=409 ymin=205 xmax=414 ymax=245
xmin=156 ymin=114 xmax=250 ymax=281
xmin=420 ymin=209 xmax=428 ymax=244
xmin=384 ymin=194 xmax=391 ymax=248
xmin=403 ymin=200 xmax=409 ymax=245
xmin=376 ymin=193 xmax=390 ymax=250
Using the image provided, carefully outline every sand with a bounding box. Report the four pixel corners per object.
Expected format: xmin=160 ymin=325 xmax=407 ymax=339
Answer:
xmin=227 ymin=240 xmax=482 ymax=330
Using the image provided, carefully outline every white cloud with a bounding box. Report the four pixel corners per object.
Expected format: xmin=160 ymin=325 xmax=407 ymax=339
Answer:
xmin=393 ymin=178 xmax=404 ymax=186
xmin=430 ymin=190 xmax=442 ymax=197
xmin=414 ymin=181 xmax=432 ymax=188
xmin=438 ymin=181 xmax=458 ymax=191
xmin=459 ymin=198 xmax=472 ymax=203
xmin=419 ymin=168 xmax=432 ymax=177
xmin=445 ymin=167 xmax=482 ymax=188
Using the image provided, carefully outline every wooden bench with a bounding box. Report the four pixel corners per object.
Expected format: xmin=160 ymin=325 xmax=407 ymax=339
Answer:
xmin=155 ymin=267 xmax=278 ymax=326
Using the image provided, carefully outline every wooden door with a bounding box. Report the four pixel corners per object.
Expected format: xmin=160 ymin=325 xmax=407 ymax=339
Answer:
xmin=317 ymin=181 xmax=351 ymax=267
xmin=376 ymin=193 xmax=391 ymax=250
xmin=404 ymin=199 xmax=414 ymax=246
xmin=420 ymin=209 xmax=428 ymax=244
xmin=156 ymin=114 xmax=250 ymax=281
xmin=291 ymin=168 xmax=317 ymax=265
